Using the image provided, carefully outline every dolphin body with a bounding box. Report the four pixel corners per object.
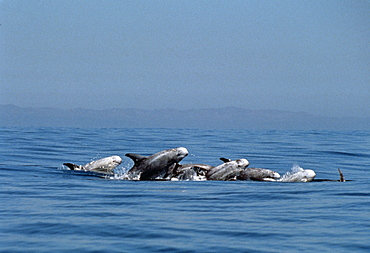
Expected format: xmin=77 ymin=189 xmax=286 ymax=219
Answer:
xmin=63 ymin=155 xmax=123 ymax=175
xmin=125 ymin=147 xmax=188 ymax=180
xmin=217 ymin=157 xmax=280 ymax=181
xmin=168 ymin=158 xmax=250 ymax=181
xmin=207 ymin=158 xmax=250 ymax=181
xmin=278 ymin=165 xmax=316 ymax=182
xmin=238 ymin=167 xmax=281 ymax=181
xmin=278 ymin=169 xmax=316 ymax=182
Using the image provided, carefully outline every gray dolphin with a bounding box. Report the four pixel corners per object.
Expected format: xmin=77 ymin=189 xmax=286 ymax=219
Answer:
xmin=125 ymin=147 xmax=188 ymax=180
xmin=220 ymin=158 xmax=280 ymax=181
xmin=207 ymin=158 xmax=250 ymax=181
xmin=63 ymin=155 xmax=122 ymax=174
xmin=238 ymin=167 xmax=281 ymax=181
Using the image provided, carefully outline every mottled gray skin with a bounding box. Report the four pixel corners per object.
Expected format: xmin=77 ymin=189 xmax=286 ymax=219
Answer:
xmin=126 ymin=147 xmax=188 ymax=180
xmin=166 ymin=163 xmax=214 ymax=179
xmin=177 ymin=168 xmax=198 ymax=181
xmin=63 ymin=155 xmax=122 ymax=175
xmin=207 ymin=159 xmax=249 ymax=181
xmin=238 ymin=168 xmax=281 ymax=181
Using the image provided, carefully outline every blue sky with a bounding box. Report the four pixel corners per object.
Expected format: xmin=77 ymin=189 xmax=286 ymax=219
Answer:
xmin=1 ymin=0 xmax=369 ymax=117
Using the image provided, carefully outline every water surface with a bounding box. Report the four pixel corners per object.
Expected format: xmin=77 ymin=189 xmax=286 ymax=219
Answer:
xmin=1 ymin=127 xmax=369 ymax=252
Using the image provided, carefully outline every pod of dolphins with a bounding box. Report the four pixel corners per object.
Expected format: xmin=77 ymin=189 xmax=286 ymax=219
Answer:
xmin=63 ymin=147 xmax=346 ymax=182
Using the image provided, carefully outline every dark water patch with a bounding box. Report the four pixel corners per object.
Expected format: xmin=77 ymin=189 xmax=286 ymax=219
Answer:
xmin=328 ymin=192 xmax=369 ymax=197
xmin=322 ymin=150 xmax=370 ymax=158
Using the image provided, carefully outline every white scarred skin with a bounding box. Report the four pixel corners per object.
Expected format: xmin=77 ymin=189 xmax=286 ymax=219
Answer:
xmin=83 ymin=156 xmax=123 ymax=171
xmin=64 ymin=155 xmax=123 ymax=174
xmin=278 ymin=165 xmax=316 ymax=182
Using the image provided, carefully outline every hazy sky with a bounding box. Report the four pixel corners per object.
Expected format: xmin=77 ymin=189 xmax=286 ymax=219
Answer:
xmin=1 ymin=0 xmax=369 ymax=117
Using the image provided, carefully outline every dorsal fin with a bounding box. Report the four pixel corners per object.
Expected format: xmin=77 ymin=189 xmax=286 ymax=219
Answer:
xmin=125 ymin=153 xmax=146 ymax=164
xmin=338 ymin=169 xmax=345 ymax=182
xmin=220 ymin=157 xmax=232 ymax=163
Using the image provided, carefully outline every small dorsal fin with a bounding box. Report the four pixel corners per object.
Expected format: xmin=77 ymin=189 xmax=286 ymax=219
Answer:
xmin=125 ymin=153 xmax=146 ymax=164
xmin=338 ymin=169 xmax=345 ymax=182
xmin=220 ymin=157 xmax=232 ymax=163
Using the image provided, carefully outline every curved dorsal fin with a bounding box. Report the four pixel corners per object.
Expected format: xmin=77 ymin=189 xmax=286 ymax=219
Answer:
xmin=220 ymin=157 xmax=232 ymax=163
xmin=125 ymin=153 xmax=146 ymax=164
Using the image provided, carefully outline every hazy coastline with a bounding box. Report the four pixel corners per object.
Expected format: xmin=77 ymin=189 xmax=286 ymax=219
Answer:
xmin=1 ymin=104 xmax=369 ymax=130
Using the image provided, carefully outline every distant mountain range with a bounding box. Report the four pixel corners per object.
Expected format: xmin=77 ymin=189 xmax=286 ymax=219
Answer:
xmin=1 ymin=104 xmax=369 ymax=130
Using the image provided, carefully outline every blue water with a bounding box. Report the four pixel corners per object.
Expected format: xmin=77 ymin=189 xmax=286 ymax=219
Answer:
xmin=1 ymin=127 xmax=369 ymax=252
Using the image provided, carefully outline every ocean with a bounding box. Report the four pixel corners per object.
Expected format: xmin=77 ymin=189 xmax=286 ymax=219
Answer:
xmin=1 ymin=127 xmax=369 ymax=252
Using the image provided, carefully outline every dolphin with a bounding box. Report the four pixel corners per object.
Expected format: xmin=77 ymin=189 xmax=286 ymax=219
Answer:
xmin=263 ymin=165 xmax=347 ymax=183
xmin=207 ymin=158 xmax=250 ymax=181
xmin=220 ymin=158 xmax=280 ymax=181
xmin=125 ymin=147 xmax=188 ymax=180
xmin=278 ymin=165 xmax=316 ymax=182
xmin=63 ymin=155 xmax=122 ymax=175
xmin=238 ymin=167 xmax=281 ymax=181
xmin=168 ymin=157 xmax=247 ymax=181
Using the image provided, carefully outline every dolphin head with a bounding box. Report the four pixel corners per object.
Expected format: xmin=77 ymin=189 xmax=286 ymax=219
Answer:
xmin=236 ymin=159 xmax=250 ymax=168
xmin=271 ymin=171 xmax=281 ymax=179
xmin=301 ymin=169 xmax=316 ymax=182
xmin=175 ymin=147 xmax=189 ymax=159
xmin=111 ymin=155 xmax=123 ymax=166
